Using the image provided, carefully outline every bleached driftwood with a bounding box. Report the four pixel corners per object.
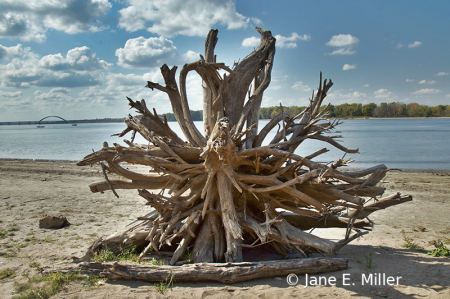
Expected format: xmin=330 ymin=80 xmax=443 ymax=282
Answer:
xmin=56 ymin=258 xmax=348 ymax=284
xmin=76 ymin=28 xmax=412 ymax=280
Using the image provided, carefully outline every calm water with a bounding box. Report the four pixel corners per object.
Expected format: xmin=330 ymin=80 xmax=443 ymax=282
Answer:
xmin=1 ymin=119 xmax=449 ymax=170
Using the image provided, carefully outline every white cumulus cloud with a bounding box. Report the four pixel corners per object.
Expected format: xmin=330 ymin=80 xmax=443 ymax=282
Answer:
xmin=291 ymin=81 xmax=311 ymax=92
xmin=116 ymin=36 xmax=177 ymax=68
xmin=242 ymin=36 xmax=260 ymax=47
xmin=374 ymin=89 xmax=395 ymax=99
xmin=408 ymin=41 xmax=422 ymax=48
xmin=0 ymin=45 xmax=109 ymax=88
xmin=326 ymin=34 xmax=359 ymax=47
xmin=411 ymin=88 xmax=442 ymax=95
xmin=116 ymin=36 xmax=199 ymax=68
xmin=40 ymin=47 xmax=111 ymax=71
xmin=182 ymin=50 xmax=200 ymax=62
xmin=343 ymin=64 xmax=356 ymax=71
xmin=0 ymin=44 xmax=30 ymax=60
xmin=33 ymin=88 xmax=76 ymax=111
xmin=326 ymin=89 xmax=367 ymax=104
xmin=419 ymin=80 xmax=436 ymax=85
xmin=406 ymin=79 xmax=414 ymax=82
xmin=79 ymin=70 xmax=204 ymax=113
xmin=437 ymin=72 xmax=449 ymax=76
xmin=329 ymin=48 xmax=357 ymax=55
xmin=326 ymin=34 xmax=359 ymax=55
xmin=118 ymin=0 xmax=254 ymax=37
xmin=0 ymin=0 xmax=111 ymax=42
xmin=274 ymin=32 xmax=310 ymax=49
xmin=0 ymin=97 xmax=32 ymax=110
xmin=243 ymin=32 xmax=310 ymax=49
xmin=35 ymin=87 xmax=72 ymax=102
xmin=79 ymin=70 xmax=165 ymax=104
xmin=0 ymin=90 xmax=22 ymax=97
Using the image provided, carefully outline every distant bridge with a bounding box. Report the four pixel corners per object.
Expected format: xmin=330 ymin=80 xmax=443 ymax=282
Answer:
xmin=38 ymin=116 xmax=68 ymax=124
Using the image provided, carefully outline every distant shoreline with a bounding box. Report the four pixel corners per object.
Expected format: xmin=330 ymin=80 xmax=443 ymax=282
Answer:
xmin=336 ymin=116 xmax=450 ymax=120
xmin=0 ymin=118 xmax=125 ymax=126
xmin=1 ymin=116 xmax=450 ymax=126
xmin=0 ymin=158 xmax=79 ymax=163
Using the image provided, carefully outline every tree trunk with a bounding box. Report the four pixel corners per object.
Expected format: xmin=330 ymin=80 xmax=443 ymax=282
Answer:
xmin=59 ymin=258 xmax=348 ymax=284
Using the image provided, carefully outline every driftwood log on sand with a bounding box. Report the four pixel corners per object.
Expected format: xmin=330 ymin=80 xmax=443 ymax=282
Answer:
xmin=75 ymin=27 xmax=412 ymax=282
xmin=73 ymin=258 xmax=347 ymax=283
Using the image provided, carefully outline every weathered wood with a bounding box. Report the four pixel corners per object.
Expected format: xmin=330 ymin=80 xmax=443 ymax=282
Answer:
xmin=349 ymin=193 xmax=413 ymax=219
xmin=252 ymin=112 xmax=289 ymax=148
xmin=148 ymin=64 xmax=201 ymax=146
xmin=89 ymin=178 xmax=170 ymax=193
xmin=179 ymin=62 xmax=208 ymax=147
xmin=77 ymin=27 xmax=412 ymax=269
xmin=77 ymin=144 xmax=202 ymax=166
xmin=202 ymin=29 xmax=219 ymax=138
xmin=225 ymin=27 xmax=276 ymax=127
xmin=75 ymin=258 xmax=348 ymax=283
xmin=192 ymin=217 xmax=215 ymax=263
xmin=282 ymin=212 xmax=372 ymax=230
xmin=234 ymin=44 xmax=275 ymax=136
xmin=125 ymin=97 xmax=184 ymax=145
xmin=245 ymin=70 xmax=265 ymax=149
xmin=169 ymin=234 xmax=193 ymax=266
xmin=217 ymin=172 xmax=242 ymax=241
xmin=240 ymin=214 xmax=338 ymax=254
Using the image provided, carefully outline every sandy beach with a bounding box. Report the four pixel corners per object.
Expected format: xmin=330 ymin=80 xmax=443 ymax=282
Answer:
xmin=1 ymin=159 xmax=450 ymax=298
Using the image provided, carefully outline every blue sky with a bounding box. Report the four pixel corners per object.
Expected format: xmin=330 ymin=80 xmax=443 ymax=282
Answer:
xmin=0 ymin=0 xmax=449 ymax=122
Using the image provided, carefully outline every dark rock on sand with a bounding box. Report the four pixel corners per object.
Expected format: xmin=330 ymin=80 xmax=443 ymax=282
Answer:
xmin=39 ymin=215 xmax=70 ymax=229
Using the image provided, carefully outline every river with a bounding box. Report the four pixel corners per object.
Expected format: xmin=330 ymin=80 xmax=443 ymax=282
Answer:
xmin=1 ymin=118 xmax=449 ymax=170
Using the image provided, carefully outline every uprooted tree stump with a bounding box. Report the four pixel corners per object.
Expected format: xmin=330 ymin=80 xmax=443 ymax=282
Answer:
xmin=75 ymin=27 xmax=412 ymax=281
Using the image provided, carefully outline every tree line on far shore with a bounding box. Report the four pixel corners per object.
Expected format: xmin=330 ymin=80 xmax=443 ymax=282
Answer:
xmin=163 ymin=102 xmax=450 ymax=121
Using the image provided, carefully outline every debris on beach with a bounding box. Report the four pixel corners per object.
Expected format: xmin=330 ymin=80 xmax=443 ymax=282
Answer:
xmin=75 ymin=27 xmax=412 ymax=281
xmin=39 ymin=215 xmax=70 ymax=229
